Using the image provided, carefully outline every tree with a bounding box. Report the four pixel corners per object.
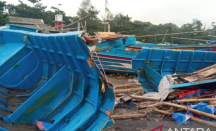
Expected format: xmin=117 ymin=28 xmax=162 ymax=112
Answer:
xmin=28 ymin=0 xmax=41 ymax=5
xmin=3 ymin=0 xmax=211 ymax=44
xmin=80 ymin=0 xmax=91 ymax=11
xmin=74 ymin=0 xmax=102 ymax=34
xmin=0 ymin=0 xmax=8 ymax=25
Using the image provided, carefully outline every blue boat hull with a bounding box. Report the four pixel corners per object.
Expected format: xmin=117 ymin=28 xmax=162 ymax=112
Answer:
xmin=0 ymin=29 xmax=115 ymax=130
xmin=132 ymin=48 xmax=216 ymax=92
xmin=91 ymin=37 xmax=216 ymax=74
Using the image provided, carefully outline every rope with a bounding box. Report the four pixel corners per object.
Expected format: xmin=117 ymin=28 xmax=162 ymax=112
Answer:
xmin=87 ymin=39 xmax=111 ymax=88
xmin=94 ymin=52 xmax=109 ymax=85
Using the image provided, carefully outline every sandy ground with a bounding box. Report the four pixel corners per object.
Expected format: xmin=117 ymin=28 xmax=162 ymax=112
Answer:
xmin=104 ymin=76 xmax=216 ymax=131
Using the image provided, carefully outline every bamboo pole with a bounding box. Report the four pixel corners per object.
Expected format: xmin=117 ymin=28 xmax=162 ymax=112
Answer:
xmin=137 ymin=30 xmax=207 ymax=37
xmin=130 ymin=95 xmax=161 ymax=101
xmin=140 ymin=102 xmax=216 ymax=120
xmin=114 ymin=87 xmax=143 ymax=94
xmin=110 ymin=114 xmax=147 ymax=120
xmin=209 ymin=104 xmax=216 ymax=107
xmin=171 ymin=37 xmax=211 ymax=42
xmin=114 ymin=83 xmax=141 ymax=89
xmin=162 ymin=102 xmax=216 ymax=120
xmin=154 ymin=109 xmax=216 ymax=128
xmin=174 ymin=98 xmax=216 ymax=103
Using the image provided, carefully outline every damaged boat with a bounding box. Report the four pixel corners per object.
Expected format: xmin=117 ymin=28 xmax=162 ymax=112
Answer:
xmin=86 ymin=32 xmax=216 ymax=74
xmin=0 ymin=28 xmax=115 ymax=130
xmin=132 ymin=48 xmax=216 ymax=93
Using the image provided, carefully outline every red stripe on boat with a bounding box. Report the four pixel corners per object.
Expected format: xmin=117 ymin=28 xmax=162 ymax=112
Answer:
xmin=93 ymin=54 xmax=132 ymax=61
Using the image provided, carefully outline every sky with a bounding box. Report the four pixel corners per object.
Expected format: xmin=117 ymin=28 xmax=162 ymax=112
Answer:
xmin=5 ymin=0 xmax=216 ymax=28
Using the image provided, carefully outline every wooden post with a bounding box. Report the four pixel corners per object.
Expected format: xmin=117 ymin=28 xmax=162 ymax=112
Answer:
xmin=78 ymin=14 xmax=81 ymax=31
xmin=85 ymin=21 xmax=87 ymax=33
xmin=108 ymin=24 xmax=110 ymax=32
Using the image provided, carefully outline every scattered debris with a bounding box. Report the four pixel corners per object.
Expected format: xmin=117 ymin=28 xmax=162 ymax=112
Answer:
xmin=121 ymin=95 xmax=132 ymax=102
xmin=111 ymin=63 xmax=216 ymax=129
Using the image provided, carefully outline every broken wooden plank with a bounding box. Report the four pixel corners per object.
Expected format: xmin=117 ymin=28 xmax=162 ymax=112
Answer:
xmin=114 ymin=87 xmax=143 ymax=94
xmin=121 ymin=95 xmax=132 ymax=102
xmin=130 ymin=95 xmax=161 ymax=101
xmin=181 ymin=66 xmax=216 ymax=82
xmin=179 ymin=64 xmax=216 ymax=82
xmin=195 ymin=64 xmax=216 ymax=73
xmin=114 ymin=83 xmax=141 ymax=89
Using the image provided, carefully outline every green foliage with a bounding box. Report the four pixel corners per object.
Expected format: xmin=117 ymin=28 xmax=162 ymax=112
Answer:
xmin=107 ymin=14 xmax=210 ymax=44
xmin=77 ymin=0 xmax=103 ymax=34
xmin=6 ymin=0 xmax=72 ymax=26
xmin=1 ymin=0 xmax=212 ymax=44
xmin=28 ymin=0 xmax=41 ymax=4
xmin=0 ymin=0 xmax=8 ymax=25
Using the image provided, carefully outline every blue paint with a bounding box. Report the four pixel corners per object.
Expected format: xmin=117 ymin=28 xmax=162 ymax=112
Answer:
xmin=0 ymin=29 xmax=115 ymax=130
xmin=91 ymin=36 xmax=216 ymax=74
xmin=5 ymin=24 xmax=39 ymax=32
xmin=132 ymin=48 xmax=216 ymax=92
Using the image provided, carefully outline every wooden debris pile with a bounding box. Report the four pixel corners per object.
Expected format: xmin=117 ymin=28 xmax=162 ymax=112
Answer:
xmin=82 ymin=32 xmax=124 ymax=45
xmin=109 ymin=65 xmax=216 ymax=129
xmin=172 ymin=64 xmax=216 ymax=84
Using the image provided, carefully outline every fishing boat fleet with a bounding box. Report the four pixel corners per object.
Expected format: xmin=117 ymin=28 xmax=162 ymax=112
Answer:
xmin=84 ymin=31 xmax=216 ymax=74
xmin=1 ymin=24 xmax=216 ymax=130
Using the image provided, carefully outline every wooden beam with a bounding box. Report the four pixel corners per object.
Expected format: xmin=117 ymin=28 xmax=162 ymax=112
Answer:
xmin=154 ymin=108 xmax=216 ymax=128
xmin=114 ymin=87 xmax=143 ymax=94
xmin=130 ymin=95 xmax=160 ymax=101
xmin=110 ymin=114 xmax=147 ymax=120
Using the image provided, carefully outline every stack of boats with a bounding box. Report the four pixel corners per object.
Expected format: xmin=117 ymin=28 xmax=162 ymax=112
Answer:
xmin=84 ymin=32 xmax=216 ymax=74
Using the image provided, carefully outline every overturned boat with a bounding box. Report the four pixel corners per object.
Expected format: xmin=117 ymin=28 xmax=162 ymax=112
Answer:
xmin=0 ymin=29 xmax=115 ymax=130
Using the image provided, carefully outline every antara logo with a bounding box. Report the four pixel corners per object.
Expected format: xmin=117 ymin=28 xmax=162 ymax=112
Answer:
xmin=167 ymin=128 xmax=211 ymax=131
xmin=150 ymin=125 xmax=211 ymax=131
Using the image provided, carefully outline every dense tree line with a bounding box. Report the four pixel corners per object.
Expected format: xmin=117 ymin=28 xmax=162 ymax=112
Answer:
xmin=0 ymin=0 xmax=214 ymax=44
